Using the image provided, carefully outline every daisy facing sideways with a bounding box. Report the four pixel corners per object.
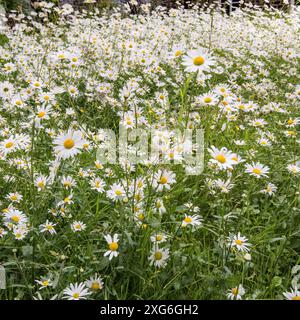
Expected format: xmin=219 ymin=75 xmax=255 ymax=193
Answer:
xmin=152 ymin=170 xmax=176 ymax=192
xmin=283 ymin=287 xmax=300 ymax=300
xmin=86 ymin=275 xmax=104 ymax=292
xmin=181 ymin=214 xmax=202 ymax=228
xmin=226 ymin=284 xmax=246 ymax=300
xmin=53 ymin=130 xmax=86 ymax=159
xmin=245 ymin=162 xmax=269 ymax=178
xmin=104 ymin=234 xmax=119 ymax=260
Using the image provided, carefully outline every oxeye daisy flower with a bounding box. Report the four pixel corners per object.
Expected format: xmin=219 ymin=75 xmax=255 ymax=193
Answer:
xmin=34 ymin=175 xmax=48 ymax=191
xmin=5 ymin=209 xmax=28 ymax=225
xmin=0 ymin=81 xmax=14 ymax=98
xmin=68 ymin=86 xmax=79 ymax=96
xmin=86 ymin=275 xmax=104 ymax=291
xmin=122 ymin=111 xmax=135 ymax=129
xmin=149 ymin=247 xmax=170 ymax=268
xmin=90 ymin=177 xmax=106 ymax=193
xmin=53 ymin=130 xmax=86 ymax=159
xmin=58 ymin=194 xmax=74 ymax=206
xmin=0 ymin=228 xmax=8 ymax=238
xmin=168 ymin=46 xmax=185 ymax=59
xmin=35 ymin=277 xmax=53 ymax=290
xmin=61 ymin=176 xmax=76 ymax=189
xmin=150 ymin=233 xmax=168 ymax=243
xmin=182 ymin=214 xmax=202 ymax=228
xmin=6 ymin=192 xmax=23 ymax=203
xmin=286 ymin=118 xmax=300 ymax=127
xmin=63 ymin=282 xmax=90 ymax=300
xmin=228 ymin=233 xmax=251 ymax=252
xmin=214 ymin=178 xmax=234 ymax=193
xmin=257 ymin=137 xmax=271 ymax=147
xmin=260 ymin=183 xmax=277 ymax=196
xmin=106 ymin=183 xmax=126 ymax=201
xmin=245 ymin=162 xmax=269 ymax=178
xmin=154 ymin=198 xmax=166 ymax=214
xmin=196 ymin=92 xmax=218 ymax=107
xmin=71 ymin=221 xmax=86 ymax=232
xmin=226 ymin=284 xmax=245 ymax=300
xmin=152 ymin=170 xmax=176 ymax=192
xmin=283 ymin=288 xmax=300 ymax=300
xmin=0 ymin=136 xmax=20 ymax=155
xmin=287 ymin=163 xmax=300 ymax=174
xmin=39 ymin=220 xmax=57 ymax=235
xmin=35 ymin=106 xmax=52 ymax=124
xmin=182 ymin=49 xmax=214 ymax=73
xmin=214 ymin=84 xmax=231 ymax=97
xmin=104 ymin=234 xmax=119 ymax=260
xmin=31 ymin=80 xmax=43 ymax=90
xmin=38 ymin=92 xmax=55 ymax=105
xmin=250 ymin=118 xmax=268 ymax=127
xmin=13 ymin=225 xmax=29 ymax=240
xmin=208 ymin=146 xmax=235 ymax=170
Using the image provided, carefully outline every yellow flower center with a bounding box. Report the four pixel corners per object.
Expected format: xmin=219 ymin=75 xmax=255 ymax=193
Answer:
xmin=5 ymin=142 xmax=14 ymax=148
xmin=154 ymin=251 xmax=162 ymax=260
xmin=193 ymin=56 xmax=205 ymax=66
xmin=91 ymin=282 xmax=101 ymax=290
xmin=115 ymin=189 xmax=122 ymax=196
xmin=287 ymin=119 xmax=294 ymax=125
xmin=292 ymin=296 xmax=300 ymax=300
xmin=138 ymin=213 xmax=145 ymax=220
xmin=11 ymin=215 xmax=20 ymax=222
xmin=46 ymin=225 xmax=53 ymax=230
xmin=37 ymin=111 xmax=45 ymax=118
xmin=10 ymin=195 xmax=18 ymax=201
xmin=235 ymin=239 xmax=243 ymax=246
xmin=109 ymin=242 xmax=119 ymax=251
xmin=216 ymin=154 xmax=226 ymax=163
xmin=156 ymin=235 xmax=163 ymax=241
xmin=37 ymin=182 xmax=45 ymax=190
xmin=137 ymin=181 xmax=143 ymax=188
xmin=63 ymin=138 xmax=75 ymax=149
xmin=184 ymin=217 xmax=192 ymax=223
xmin=72 ymin=293 xmax=79 ymax=299
xmin=253 ymin=168 xmax=261 ymax=175
xmin=231 ymin=287 xmax=238 ymax=295
xmin=42 ymin=280 xmax=49 ymax=287
xmin=175 ymin=50 xmax=182 ymax=57
xmin=159 ymin=176 xmax=168 ymax=184
xmin=204 ymin=97 xmax=212 ymax=103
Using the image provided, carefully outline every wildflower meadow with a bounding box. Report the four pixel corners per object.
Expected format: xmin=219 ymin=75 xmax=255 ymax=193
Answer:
xmin=0 ymin=0 xmax=299 ymax=301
